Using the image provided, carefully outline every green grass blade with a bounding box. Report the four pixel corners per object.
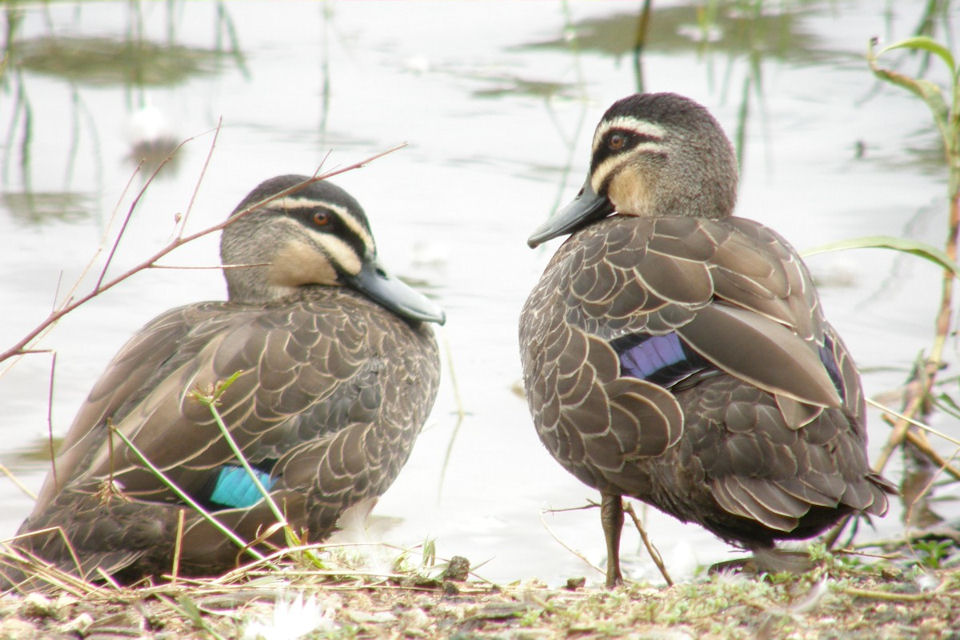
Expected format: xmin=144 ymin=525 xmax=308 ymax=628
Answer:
xmin=878 ymin=36 xmax=956 ymax=76
xmin=191 ymin=375 xmax=290 ymax=529
xmin=802 ymin=235 xmax=960 ymax=278
xmin=192 ymin=374 xmax=320 ymax=564
xmin=868 ymin=37 xmax=950 ymax=142
xmin=110 ymin=425 xmax=273 ymax=567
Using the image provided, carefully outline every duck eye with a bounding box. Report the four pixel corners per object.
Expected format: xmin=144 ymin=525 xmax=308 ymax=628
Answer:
xmin=312 ymin=211 xmax=330 ymax=226
xmin=608 ymin=133 xmax=626 ymax=151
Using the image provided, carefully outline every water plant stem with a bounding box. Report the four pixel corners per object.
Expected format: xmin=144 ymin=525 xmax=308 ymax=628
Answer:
xmin=108 ymin=426 xmax=274 ymax=568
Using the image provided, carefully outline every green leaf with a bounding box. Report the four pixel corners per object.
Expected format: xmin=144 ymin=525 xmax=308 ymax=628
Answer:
xmin=173 ymin=595 xmax=228 ymax=640
xmin=422 ymin=537 xmax=437 ymax=568
xmin=934 ymin=393 xmax=960 ymax=421
xmin=802 ymin=235 xmax=960 ymax=277
xmin=869 ymin=66 xmax=949 ymax=136
xmin=176 ymin=595 xmax=205 ymax=625
xmin=868 ymin=38 xmax=952 ymax=142
xmin=879 ymin=36 xmax=956 ymax=75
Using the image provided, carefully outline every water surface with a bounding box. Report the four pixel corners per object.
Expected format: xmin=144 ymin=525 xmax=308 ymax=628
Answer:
xmin=0 ymin=0 xmax=953 ymax=585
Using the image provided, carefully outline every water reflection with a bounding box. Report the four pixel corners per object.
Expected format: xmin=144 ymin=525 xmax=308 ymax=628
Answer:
xmin=521 ymin=2 xmax=858 ymax=171
xmin=17 ymin=35 xmax=230 ymax=85
xmin=0 ymin=190 xmax=94 ymax=224
xmin=1 ymin=0 xmax=247 ymax=200
xmin=0 ymin=436 xmax=60 ymax=473
xmin=125 ymin=105 xmax=182 ymax=177
xmin=473 ymin=77 xmax=576 ymax=100
xmin=522 ymin=4 xmax=825 ymax=61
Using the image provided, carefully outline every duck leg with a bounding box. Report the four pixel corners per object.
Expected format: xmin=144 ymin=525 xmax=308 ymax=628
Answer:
xmin=600 ymin=492 xmax=624 ymax=588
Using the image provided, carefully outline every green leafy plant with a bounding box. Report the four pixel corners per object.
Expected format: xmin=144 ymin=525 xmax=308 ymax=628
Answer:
xmin=863 ymin=35 xmax=960 ymax=522
xmin=914 ymin=539 xmax=954 ymax=569
xmin=808 ymin=36 xmax=960 ymax=544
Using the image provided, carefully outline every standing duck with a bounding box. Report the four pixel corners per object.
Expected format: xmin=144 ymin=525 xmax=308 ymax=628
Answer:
xmin=7 ymin=175 xmax=444 ymax=585
xmin=519 ymin=93 xmax=894 ymax=587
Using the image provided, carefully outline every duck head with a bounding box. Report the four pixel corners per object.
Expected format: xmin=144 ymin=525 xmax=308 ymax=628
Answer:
xmin=529 ymin=93 xmax=739 ymax=248
xmin=221 ymin=175 xmax=445 ymax=324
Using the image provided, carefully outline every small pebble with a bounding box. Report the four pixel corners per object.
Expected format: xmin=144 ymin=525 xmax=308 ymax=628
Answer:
xmin=401 ymin=606 xmax=431 ymax=636
xmin=0 ymin=617 xmax=38 ymax=639
xmin=19 ymin=592 xmax=59 ymax=620
xmin=565 ymin=577 xmax=586 ymax=590
xmin=346 ymin=609 xmax=396 ymax=624
xmin=441 ymin=555 xmax=470 ymax=582
xmin=58 ymin=612 xmax=94 ymax=635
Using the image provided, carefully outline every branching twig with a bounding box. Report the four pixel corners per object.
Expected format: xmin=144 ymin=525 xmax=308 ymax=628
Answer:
xmin=177 ymin=116 xmax=223 ymax=239
xmin=95 ymin=130 xmax=210 ymax=292
xmin=0 ymin=140 xmax=406 ymax=367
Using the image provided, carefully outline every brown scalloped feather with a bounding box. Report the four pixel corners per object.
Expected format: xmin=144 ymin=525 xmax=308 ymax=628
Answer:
xmin=12 ymin=288 xmax=439 ymax=582
xmin=520 ymin=213 xmax=894 ymax=552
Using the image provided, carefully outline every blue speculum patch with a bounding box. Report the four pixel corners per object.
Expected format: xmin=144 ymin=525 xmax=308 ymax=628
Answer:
xmin=208 ymin=465 xmax=275 ymax=509
xmin=818 ymin=336 xmax=845 ymax=396
xmin=611 ymin=332 xmax=709 ymax=388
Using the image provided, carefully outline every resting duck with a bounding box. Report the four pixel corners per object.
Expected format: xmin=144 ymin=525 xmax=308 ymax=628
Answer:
xmin=519 ymin=93 xmax=894 ymax=587
xmin=7 ymin=175 xmax=444 ymax=585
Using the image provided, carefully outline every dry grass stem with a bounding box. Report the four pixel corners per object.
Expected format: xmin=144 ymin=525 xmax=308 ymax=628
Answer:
xmin=172 ymin=508 xmax=185 ymax=585
xmin=436 ymin=332 xmax=467 ymax=501
xmin=0 ymin=463 xmax=36 ymax=500
xmin=537 ymin=508 xmax=605 ymax=581
xmin=624 ymin=501 xmax=673 ymax=586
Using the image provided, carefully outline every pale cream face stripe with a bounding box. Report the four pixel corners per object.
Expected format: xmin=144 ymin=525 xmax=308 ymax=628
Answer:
xmin=267 ymin=202 xmax=365 ymax=283
xmin=589 ymin=116 xmax=669 ymax=195
xmin=311 ymin=234 xmax=362 ymax=275
xmin=590 ymin=116 xmax=667 ymax=152
xmin=272 ymin=197 xmax=376 ymax=255
xmin=322 ymin=201 xmax=376 ymax=255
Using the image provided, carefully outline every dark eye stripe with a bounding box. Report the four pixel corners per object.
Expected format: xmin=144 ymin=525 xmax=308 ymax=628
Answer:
xmin=591 ymin=129 xmax=662 ymax=172
xmin=288 ymin=205 xmax=369 ymax=258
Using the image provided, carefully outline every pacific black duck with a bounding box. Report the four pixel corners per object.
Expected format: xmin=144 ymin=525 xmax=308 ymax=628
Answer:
xmin=6 ymin=175 xmax=444 ymax=586
xmin=519 ymin=93 xmax=894 ymax=587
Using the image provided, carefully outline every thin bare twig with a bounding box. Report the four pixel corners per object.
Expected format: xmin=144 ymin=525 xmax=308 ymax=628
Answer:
xmin=869 ymin=397 xmax=960 ymax=482
xmin=0 ymin=141 xmax=406 ymax=367
xmin=177 ymin=116 xmax=223 ymax=238
xmin=437 ymin=331 xmax=467 ymax=501
xmin=43 ymin=350 xmax=58 ymax=489
xmin=537 ymin=508 xmax=605 ymax=580
xmin=623 ymin=501 xmax=673 ymax=586
xmin=95 ymin=131 xmax=208 ymax=292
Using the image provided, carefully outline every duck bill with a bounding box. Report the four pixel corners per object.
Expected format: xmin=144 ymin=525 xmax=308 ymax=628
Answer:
xmin=527 ymin=178 xmax=614 ymax=248
xmin=348 ymin=257 xmax=446 ymax=325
